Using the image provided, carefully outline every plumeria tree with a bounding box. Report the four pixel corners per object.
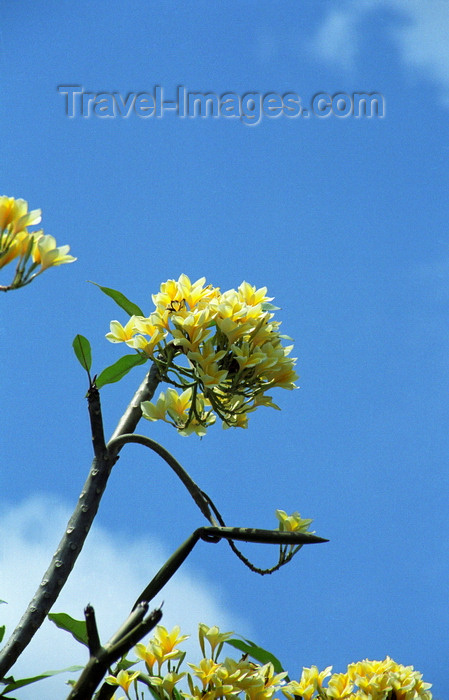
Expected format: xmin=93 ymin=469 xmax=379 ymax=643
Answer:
xmin=0 ymin=196 xmax=435 ymax=700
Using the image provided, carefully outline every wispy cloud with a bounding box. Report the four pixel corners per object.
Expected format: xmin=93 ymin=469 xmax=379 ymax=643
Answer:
xmin=310 ymin=0 xmax=449 ymax=103
xmin=0 ymin=496 xmax=248 ymax=699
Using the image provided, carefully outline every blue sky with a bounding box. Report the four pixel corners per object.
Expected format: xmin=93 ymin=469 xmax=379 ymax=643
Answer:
xmin=1 ymin=1 xmax=448 ymax=698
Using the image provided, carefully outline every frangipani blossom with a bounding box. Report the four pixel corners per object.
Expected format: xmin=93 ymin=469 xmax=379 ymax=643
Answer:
xmin=32 ymin=234 xmax=76 ymax=270
xmin=0 ymin=195 xmax=41 ymax=235
xmin=105 ymin=669 xmax=140 ymax=693
xmin=124 ymin=624 xmax=433 ymax=700
xmin=106 ymin=275 xmax=298 ymax=434
xmin=0 ymin=196 xmax=75 ymax=290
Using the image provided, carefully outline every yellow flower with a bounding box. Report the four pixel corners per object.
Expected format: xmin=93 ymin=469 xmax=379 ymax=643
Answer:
xmin=108 ymin=276 xmax=298 ymax=435
xmin=0 ymin=231 xmax=32 ymax=269
xmin=347 ymin=657 xmax=432 ymax=700
xmin=135 ymin=640 xmax=159 ymax=673
xmin=237 ymin=281 xmax=273 ymax=307
xmin=165 ymin=386 xmax=194 ymax=425
xmin=283 ymin=665 xmax=332 ymax=700
xmin=178 ymin=274 xmax=219 ymax=309
xmin=198 ymin=624 xmax=233 ymax=659
xmin=149 ymin=671 xmax=186 ymax=694
xmin=276 ymin=510 xmax=314 ymax=534
xmin=0 ymin=198 xmax=75 ymax=290
xmin=32 ymin=234 xmax=76 ymax=270
xmin=105 ymin=669 xmax=140 ymax=693
xmin=0 ymin=196 xmax=41 ymax=235
xmin=188 ymin=658 xmax=223 ymax=687
xmin=141 ymin=392 xmax=170 ymax=423
xmin=106 ymin=317 xmax=139 ymax=346
xmin=327 ymin=672 xmax=354 ymax=699
xmin=172 ymin=308 xmax=214 ymax=353
xmin=245 ymin=662 xmax=288 ymax=700
xmin=153 ymin=625 xmax=190 ymax=658
xmin=152 ymin=274 xmax=219 ymax=314
xmin=141 ymin=387 xmax=215 ymax=436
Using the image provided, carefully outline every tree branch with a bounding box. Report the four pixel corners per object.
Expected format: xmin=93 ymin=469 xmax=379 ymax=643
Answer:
xmin=133 ymin=526 xmax=327 ymax=609
xmin=0 ymin=366 xmax=160 ymax=680
xmin=107 ymin=433 xmax=217 ymax=525
xmin=66 ymin=603 xmax=162 ymax=700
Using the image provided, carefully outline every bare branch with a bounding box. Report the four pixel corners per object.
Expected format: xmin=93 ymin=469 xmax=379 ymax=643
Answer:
xmin=0 ymin=366 xmax=160 ymax=680
xmin=67 ymin=604 xmax=162 ymax=700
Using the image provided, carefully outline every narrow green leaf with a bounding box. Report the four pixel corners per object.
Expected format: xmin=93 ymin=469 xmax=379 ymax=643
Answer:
xmin=0 ymin=626 xmax=5 ymax=644
xmin=48 ymin=612 xmax=89 ymax=647
xmin=89 ymin=282 xmax=144 ymax=317
xmin=72 ymin=335 xmax=92 ymax=372
xmin=96 ymin=353 xmax=147 ymax=388
xmin=225 ymin=638 xmax=286 ymax=676
xmin=261 ymin=302 xmax=281 ymax=312
xmin=0 ymin=666 xmax=83 ymax=693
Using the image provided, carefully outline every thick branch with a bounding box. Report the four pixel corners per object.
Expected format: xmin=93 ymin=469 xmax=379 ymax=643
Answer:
xmin=67 ymin=603 xmax=162 ymax=700
xmin=108 ymin=362 xmax=160 ymax=445
xmin=0 ymin=367 xmax=160 ymax=680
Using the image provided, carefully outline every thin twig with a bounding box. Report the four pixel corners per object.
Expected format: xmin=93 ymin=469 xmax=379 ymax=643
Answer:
xmin=133 ymin=525 xmax=327 ymax=610
xmin=107 ymin=433 xmax=217 ymax=525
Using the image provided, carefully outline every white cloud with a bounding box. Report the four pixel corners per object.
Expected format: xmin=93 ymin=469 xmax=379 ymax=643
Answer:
xmin=310 ymin=0 xmax=449 ymax=103
xmin=309 ymin=8 xmax=360 ymax=70
xmin=0 ymin=496 xmax=249 ymax=699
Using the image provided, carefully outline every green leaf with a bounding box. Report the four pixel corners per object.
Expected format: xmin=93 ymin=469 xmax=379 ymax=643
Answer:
xmin=0 ymin=626 xmax=5 ymax=644
xmin=115 ymin=658 xmax=139 ymax=672
xmin=0 ymin=666 xmax=83 ymax=694
xmin=48 ymin=612 xmax=89 ymax=648
xmin=72 ymin=335 xmax=92 ymax=372
xmin=96 ymin=353 xmax=147 ymax=388
xmin=261 ymin=302 xmax=281 ymax=312
xmin=225 ymin=638 xmax=286 ymax=676
xmin=90 ymin=282 xmax=144 ymax=317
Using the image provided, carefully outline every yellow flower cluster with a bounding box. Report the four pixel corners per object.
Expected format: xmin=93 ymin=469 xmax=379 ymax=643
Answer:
xmin=110 ymin=624 xmax=432 ymax=700
xmin=284 ymin=656 xmax=432 ymax=700
xmin=0 ymin=196 xmax=76 ymax=290
xmin=135 ymin=625 xmax=189 ymax=675
xmin=106 ymin=274 xmax=298 ymax=434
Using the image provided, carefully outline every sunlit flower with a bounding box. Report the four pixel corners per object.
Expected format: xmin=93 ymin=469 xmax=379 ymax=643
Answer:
xmin=135 ymin=640 xmax=159 ymax=674
xmin=141 ymin=392 xmax=170 ymax=423
xmin=327 ymin=672 xmax=354 ymax=699
xmin=153 ymin=625 xmax=190 ymax=657
xmin=32 ymin=234 xmax=76 ymax=270
xmin=188 ymin=657 xmax=223 ymax=687
xmin=0 ymin=196 xmax=41 ymax=235
xmin=237 ymin=281 xmax=272 ymax=307
xmin=198 ymin=624 xmax=233 ymax=659
xmin=149 ymin=671 xmax=187 ymax=694
xmin=283 ymin=665 xmax=332 ymax=700
xmin=106 ymin=317 xmax=140 ymax=346
xmin=276 ymin=510 xmax=314 ymax=534
xmin=107 ymin=276 xmax=298 ymax=434
xmin=0 ymin=197 xmax=75 ymax=290
xmin=245 ymin=662 xmax=288 ymax=700
xmin=105 ymin=669 xmax=140 ymax=693
xmin=0 ymin=231 xmax=32 ymax=269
